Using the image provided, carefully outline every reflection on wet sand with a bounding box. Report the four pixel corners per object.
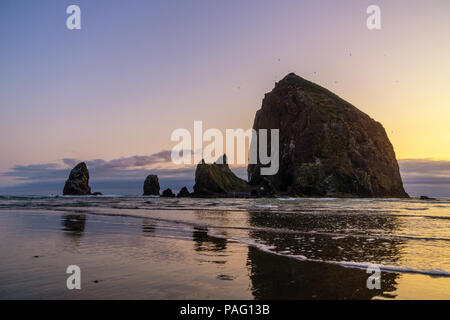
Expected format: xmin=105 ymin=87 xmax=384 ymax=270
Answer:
xmin=247 ymin=210 xmax=405 ymax=264
xmin=193 ymin=227 xmax=227 ymax=252
xmin=142 ymin=220 xmax=156 ymax=235
xmin=1 ymin=205 xmax=447 ymax=299
xmin=192 ymin=227 xmax=232 ymax=266
xmin=246 ymin=246 xmax=399 ymax=299
xmin=60 ymin=214 xmax=86 ymax=250
xmin=61 ymin=214 xmax=86 ymax=236
xmin=245 ymin=210 xmax=405 ymax=299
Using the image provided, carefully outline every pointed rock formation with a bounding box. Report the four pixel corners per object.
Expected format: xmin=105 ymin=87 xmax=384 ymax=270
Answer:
xmin=143 ymin=175 xmax=160 ymax=196
xmin=161 ymin=188 xmax=176 ymax=197
xmin=63 ymin=162 xmax=92 ymax=195
xmin=248 ymin=73 xmax=409 ymax=198
xmin=177 ymin=187 xmax=191 ymax=198
xmin=193 ymin=155 xmax=251 ymax=197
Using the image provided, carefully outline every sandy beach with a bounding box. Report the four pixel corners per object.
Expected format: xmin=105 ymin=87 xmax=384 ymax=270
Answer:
xmin=0 ymin=197 xmax=449 ymax=300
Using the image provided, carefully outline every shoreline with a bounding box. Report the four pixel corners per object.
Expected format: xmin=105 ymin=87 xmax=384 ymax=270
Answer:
xmin=0 ymin=207 xmax=449 ymax=299
xmin=1 ymin=194 xmax=449 ymax=201
xmin=3 ymin=207 xmax=450 ymax=278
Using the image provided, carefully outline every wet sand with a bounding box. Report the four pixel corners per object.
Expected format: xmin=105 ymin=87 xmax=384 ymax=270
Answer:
xmin=0 ymin=209 xmax=448 ymax=300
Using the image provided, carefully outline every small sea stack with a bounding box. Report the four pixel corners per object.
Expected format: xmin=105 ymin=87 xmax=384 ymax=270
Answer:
xmin=420 ymin=196 xmax=437 ymax=201
xmin=177 ymin=187 xmax=191 ymax=197
xmin=161 ymin=188 xmax=175 ymax=197
xmin=193 ymin=155 xmax=251 ymax=197
xmin=143 ymin=175 xmax=160 ymax=196
xmin=63 ymin=162 xmax=92 ymax=196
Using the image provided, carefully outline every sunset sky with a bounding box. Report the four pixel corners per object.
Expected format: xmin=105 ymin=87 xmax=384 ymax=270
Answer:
xmin=0 ymin=0 xmax=449 ymax=196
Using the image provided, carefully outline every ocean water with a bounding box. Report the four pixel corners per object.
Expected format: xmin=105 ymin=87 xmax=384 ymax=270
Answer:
xmin=0 ymin=195 xmax=449 ymax=299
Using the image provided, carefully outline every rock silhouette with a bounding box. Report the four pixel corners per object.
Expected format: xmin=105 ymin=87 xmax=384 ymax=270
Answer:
xmin=420 ymin=196 xmax=436 ymax=201
xmin=63 ymin=162 xmax=92 ymax=195
xmin=177 ymin=187 xmax=191 ymax=197
xmin=161 ymin=188 xmax=175 ymax=197
xmin=193 ymin=155 xmax=251 ymax=197
xmin=248 ymin=73 xmax=408 ymax=198
xmin=143 ymin=175 xmax=160 ymax=196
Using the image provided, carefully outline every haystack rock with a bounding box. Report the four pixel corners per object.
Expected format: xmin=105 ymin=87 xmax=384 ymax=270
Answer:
xmin=193 ymin=155 xmax=251 ymax=197
xmin=248 ymin=73 xmax=409 ymax=198
xmin=63 ymin=162 xmax=92 ymax=196
xmin=143 ymin=175 xmax=160 ymax=196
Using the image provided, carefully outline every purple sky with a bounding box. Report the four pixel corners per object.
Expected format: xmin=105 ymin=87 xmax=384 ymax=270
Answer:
xmin=0 ymin=0 xmax=449 ymax=196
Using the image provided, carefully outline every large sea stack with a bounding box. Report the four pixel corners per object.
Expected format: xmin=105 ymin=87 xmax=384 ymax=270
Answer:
xmin=193 ymin=155 xmax=251 ymax=197
xmin=248 ymin=73 xmax=408 ymax=198
xmin=63 ymin=162 xmax=92 ymax=195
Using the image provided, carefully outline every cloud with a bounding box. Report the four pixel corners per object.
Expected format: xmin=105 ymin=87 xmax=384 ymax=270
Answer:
xmin=3 ymin=150 xmax=188 ymax=182
xmin=3 ymin=163 xmax=67 ymax=181
xmin=398 ymin=159 xmax=450 ymax=184
xmin=398 ymin=159 xmax=450 ymax=197
xmin=0 ymin=150 xmax=248 ymax=195
xmin=399 ymin=158 xmax=450 ymax=175
xmin=63 ymin=151 xmax=173 ymax=171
